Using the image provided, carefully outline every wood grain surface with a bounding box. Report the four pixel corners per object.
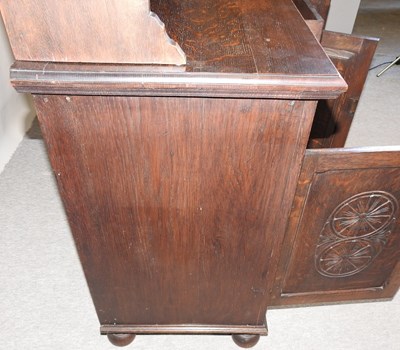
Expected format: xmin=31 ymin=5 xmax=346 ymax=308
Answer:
xmin=0 ymin=0 xmax=186 ymax=65
xmin=272 ymin=147 xmax=400 ymax=306
xmin=152 ymin=0 xmax=339 ymax=75
xmin=3 ymin=0 xmax=397 ymax=345
xmin=308 ymin=31 xmax=379 ymax=148
xmin=293 ymin=0 xmax=325 ymax=40
xmin=3 ymin=0 xmax=346 ymax=100
xmin=0 ymin=0 xmax=341 ymax=74
xmin=309 ymin=0 xmax=331 ymax=21
xmin=10 ymin=60 xmax=346 ymax=100
xmin=34 ymin=94 xmax=316 ymax=331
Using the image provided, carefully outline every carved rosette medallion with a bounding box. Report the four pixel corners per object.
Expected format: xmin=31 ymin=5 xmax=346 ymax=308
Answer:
xmin=315 ymin=191 xmax=398 ymax=278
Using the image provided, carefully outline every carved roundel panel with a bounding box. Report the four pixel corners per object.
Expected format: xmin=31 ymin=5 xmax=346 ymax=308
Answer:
xmin=316 ymin=239 xmax=376 ymax=277
xmin=315 ymin=191 xmax=398 ymax=278
xmin=331 ymin=191 xmax=397 ymax=238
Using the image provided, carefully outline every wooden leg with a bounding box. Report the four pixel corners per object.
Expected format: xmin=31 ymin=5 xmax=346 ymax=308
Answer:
xmin=232 ymin=334 xmax=260 ymax=348
xmin=107 ymin=333 xmax=136 ymax=347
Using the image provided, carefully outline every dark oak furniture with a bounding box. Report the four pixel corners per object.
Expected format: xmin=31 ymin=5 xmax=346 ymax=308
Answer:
xmin=1 ymin=0 xmax=399 ymax=348
xmin=308 ymin=31 xmax=379 ymax=148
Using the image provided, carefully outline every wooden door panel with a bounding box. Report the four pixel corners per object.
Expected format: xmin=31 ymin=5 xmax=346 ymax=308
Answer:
xmin=272 ymin=147 xmax=400 ymax=306
xmin=308 ymin=31 xmax=379 ymax=148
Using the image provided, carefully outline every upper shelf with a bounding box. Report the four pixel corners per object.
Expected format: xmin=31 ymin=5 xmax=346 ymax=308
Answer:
xmin=0 ymin=0 xmax=186 ymax=65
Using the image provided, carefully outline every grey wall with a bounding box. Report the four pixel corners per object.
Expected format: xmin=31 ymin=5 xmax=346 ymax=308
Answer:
xmin=326 ymin=0 xmax=362 ymax=34
xmin=0 ymin=17 xmax=35 ymax=173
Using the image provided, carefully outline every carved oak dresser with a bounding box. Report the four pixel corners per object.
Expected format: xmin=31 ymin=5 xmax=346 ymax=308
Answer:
xmin=1 ymin=0 xmax=399 ymax=348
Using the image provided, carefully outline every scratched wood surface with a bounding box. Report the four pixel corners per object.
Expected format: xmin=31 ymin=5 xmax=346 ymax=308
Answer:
xmin=3 ymin=0 xmax=347 ymax=99
xmin=10 ymin=60 xmax=346 ymax=100
xmin=152 ymin=0 xmax=337 ymax=75
xmin=1 ymin=0 xmax=341 ymax=77
xmin=34 ymin=95 xmax=316 ymax=331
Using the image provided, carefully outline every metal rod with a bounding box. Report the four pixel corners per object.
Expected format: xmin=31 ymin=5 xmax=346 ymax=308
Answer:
xmin=377 ymin=56 xmax=400 ymax=77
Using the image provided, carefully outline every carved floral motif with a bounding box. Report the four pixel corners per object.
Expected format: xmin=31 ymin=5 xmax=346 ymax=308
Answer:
xmin=331 ymin=192 xmax=396 ymax=238
xmin=315 ymin=191 xmax=398 ymax=278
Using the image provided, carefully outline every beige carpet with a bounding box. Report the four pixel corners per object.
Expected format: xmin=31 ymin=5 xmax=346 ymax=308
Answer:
xmin=1 ymin=1 xmax=399 ymax=349
xmin=346 ymin=0 xmax=400 ymax=147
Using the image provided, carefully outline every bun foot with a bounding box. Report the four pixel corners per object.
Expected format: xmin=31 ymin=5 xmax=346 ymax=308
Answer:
xmin=232 ymin=334 xmax=260 ymax=348
xmin=107 ymin=333 xmax=136 ymax=347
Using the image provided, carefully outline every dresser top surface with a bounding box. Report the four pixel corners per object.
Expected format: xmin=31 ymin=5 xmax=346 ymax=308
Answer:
xmin=153 ymin=0 xmax=337 ymax=76
xmin=9 ymin=0 xmax=347 ymax=99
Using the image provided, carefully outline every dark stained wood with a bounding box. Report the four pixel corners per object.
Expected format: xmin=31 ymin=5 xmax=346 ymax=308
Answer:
xmin=0 ymin=0 xmax=345 ymax=86
xmin=5 ymin=0 xmax=347 ymax=99
xmin=308 ymin=31 xmax=379 ymax=148
xmin=6 ymin=0 xmax=396 ymax=348
xmin=152 ymin=0 xmax=340 ymax=76
xmin=0 ymin=0 xmax=186 ymax=65
xmin=10 ymin=61 xmax=346 ymax=100
xmin=101 ymin=324 xmax=267 ymax=335
xmin=305 ymin=17 xmax=324 ymax=41
xmin=309 ymin=0 xmax=331 ymax=22
xmin=272 ymin=147 xmax=400 ymax=306
xmin=232 ymin=334 xmax=260 ymax=348
xmin=33 ymin=94 xmax=317 ymax=334
xmin=292 ymin=0 xmax=324 ymax=40
xmin=107 ymin=334 xmax=136 ymax=347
